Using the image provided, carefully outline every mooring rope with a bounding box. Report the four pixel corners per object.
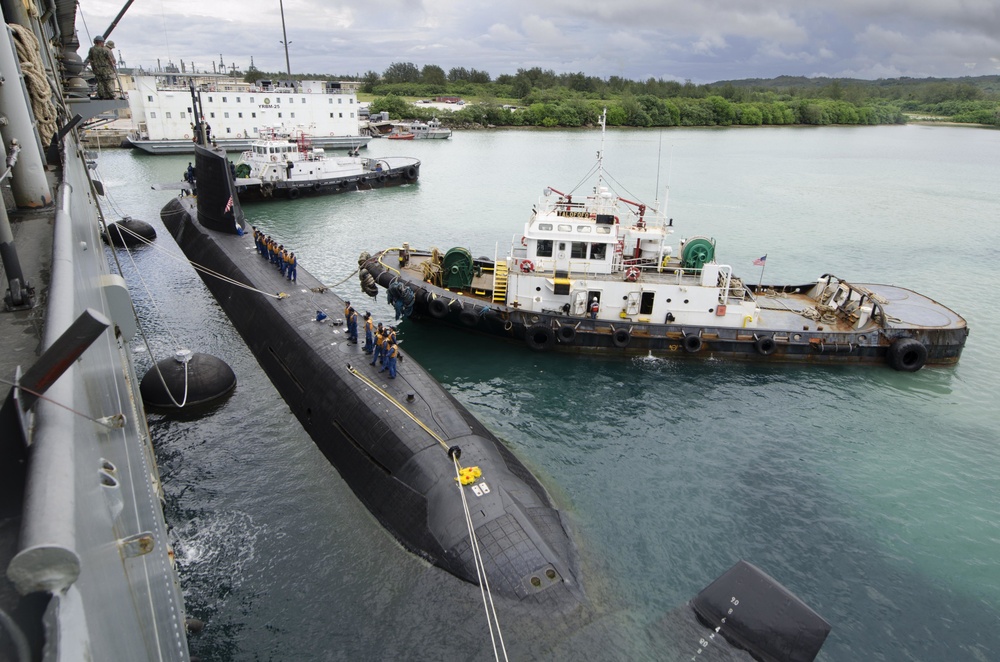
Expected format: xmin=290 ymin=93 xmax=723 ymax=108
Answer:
xmin=0 ymin=376 xmax=126 ymax=428
xmin=346 ymin=366 xmax=508 ymax=659
xmin=103 ymin=220 xmax=192 ymax=409
xmin=452 ymin=454 xmax=509 ymax=662
xmin=110 ymin=222 xmax=284 ymax=299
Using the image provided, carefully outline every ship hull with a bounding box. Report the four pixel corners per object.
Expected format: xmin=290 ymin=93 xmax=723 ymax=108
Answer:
xmin=364 ymin=250 xmax=968 ymax=369
xmin=237 ymin=162 xmax=419 ymax=201
xmin=126 ymin=134 xmax=371 ymax=154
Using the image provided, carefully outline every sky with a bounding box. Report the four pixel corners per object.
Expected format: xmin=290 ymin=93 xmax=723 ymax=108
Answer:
xmin=81 ymin=0 xmax=1000 ymax=84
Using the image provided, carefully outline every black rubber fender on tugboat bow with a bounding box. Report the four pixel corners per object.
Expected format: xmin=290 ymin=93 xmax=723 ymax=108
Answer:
xmin=683 ymin=334 xmax=703 ymax=353
xmin=428 ymin=297 xmax=450 ymax=319
xmin=287 ymin=187 xmax=301 ymax=200
xmin=556 ymin=324 xmax=576 ymax=344
xmin=754 ymin=335 xmax=777 ymax=356
xmin=459 ymin=310 xmax=478 ymax=327
xmin=612 ymin=328 xmax=631 ymax=348
xmin=526 ymin=325 xmax=555 ymax=351
xmin=887 ymin=337 xmax=928 ymax=371
xmin=405 ymin=166 xmax=418 ymax=180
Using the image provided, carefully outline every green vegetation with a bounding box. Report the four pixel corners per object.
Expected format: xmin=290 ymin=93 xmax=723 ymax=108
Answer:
xmin=247 ymin=65 xmax=1000 ymax=129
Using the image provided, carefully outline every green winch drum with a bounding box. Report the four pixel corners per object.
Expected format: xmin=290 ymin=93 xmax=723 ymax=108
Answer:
xmin=681 ymin=236 xmax=716 ymax=270
xmin=442 ymin=247 xmax=475 ymax=289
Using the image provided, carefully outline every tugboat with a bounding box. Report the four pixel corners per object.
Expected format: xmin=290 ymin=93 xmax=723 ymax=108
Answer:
xmin=233 ymin=128 xmax=419 ymax=200
xmin=362 ymin=111 xmax=968 ymax=371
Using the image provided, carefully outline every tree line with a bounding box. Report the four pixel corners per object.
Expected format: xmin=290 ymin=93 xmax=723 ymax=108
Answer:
xmin=246 ymin=63 xmax=1000 ymax=128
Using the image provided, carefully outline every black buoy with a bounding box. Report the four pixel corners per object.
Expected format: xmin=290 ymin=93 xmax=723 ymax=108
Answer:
xmin=140 ymin=349 xmax=236 ymax=409
xmin=104 ymin=217 xmax=157 ymax=248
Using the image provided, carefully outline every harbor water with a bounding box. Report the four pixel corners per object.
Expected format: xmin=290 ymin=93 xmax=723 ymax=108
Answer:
xmin=95 ymin=124 xmax=998 ymax=661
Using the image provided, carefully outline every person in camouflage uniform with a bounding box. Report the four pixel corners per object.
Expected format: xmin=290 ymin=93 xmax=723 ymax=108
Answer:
xmin=87 ymin=35 xmax=116 ymax=99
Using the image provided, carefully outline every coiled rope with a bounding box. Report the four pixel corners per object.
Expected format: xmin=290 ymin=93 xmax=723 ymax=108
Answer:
xmin=9 ymin=24 xmax=58 ymax=146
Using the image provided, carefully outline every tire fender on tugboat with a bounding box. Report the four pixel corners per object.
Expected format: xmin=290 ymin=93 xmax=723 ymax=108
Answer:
xmin=287 ymin=187 xmax=301 ymax=200
xmin=887 ymin=337 xmax=928 ymax=371
xmin=754 ymin=335 xmax=777 ymax=356
xmin=459 ymin=310 xmax=478 ymax=327
xmin=525 ymin=325 xmax=555 ymax=351
xmin=683 ymin=334 xmax=703 ymax=353
xmin=428 ymin=297 xmax=450 ymax=319
xmin=556 ymin=324 xmax=576 ymax=344
xmin=612 ymin=328 xmax=630 ymax=348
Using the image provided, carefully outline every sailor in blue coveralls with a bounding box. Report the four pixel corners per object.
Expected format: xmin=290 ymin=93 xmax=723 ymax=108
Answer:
xmin=362 ymin=312 xmax=374 ymax=354
xmin=370 ymin=323 xmax=384 ymax=366
xmin=347 ymin=307 xmax=359 ymax=344
xmin=381 ymin=340 xmax=399 ymax=378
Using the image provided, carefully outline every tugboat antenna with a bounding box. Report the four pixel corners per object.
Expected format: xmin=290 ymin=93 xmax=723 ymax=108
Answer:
xmin=597 ymin=107 xmax=607 ymax=191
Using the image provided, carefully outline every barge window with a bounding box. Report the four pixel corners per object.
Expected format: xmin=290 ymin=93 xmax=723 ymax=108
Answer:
xmin=640 ymin=292 xmax=655 ymax=315
xmin=536 ymin=240 xmax=553 ymax=257
xmin=596 ymin=226 xmax=611 ymax=234
xmin=590 ymin=243 xmax=607 ymax=260
xmin=224 ymin=112 xmax=230 ymax=118
xmin=165 ymin=112 xmax=172 ymax=118
xmin=577 ymin=226 xmax=592 ymax=233
xmin=237 ymin=97 xmax=241 ymax=103
xmin=558 ymin=224 xmax=573 ymax=232
xmin=570 ymin=242 xmax=587 ymax=259
xmin=222 ymin=97 xmax=227 ymax=102
xmin=538 ymin=223 xmax=553 ymax=231
xmin=180 ymin=112 xmax=186 ymax=118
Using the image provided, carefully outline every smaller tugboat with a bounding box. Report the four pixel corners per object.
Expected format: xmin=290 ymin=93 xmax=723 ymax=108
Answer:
xmin=363 ymin=111 xmax=968 ymax=370
xmin=232 ymin=128 xmax=420 ymax=201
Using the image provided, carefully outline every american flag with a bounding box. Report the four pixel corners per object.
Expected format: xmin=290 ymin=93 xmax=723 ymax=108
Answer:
xmin=224 ymin=195 xmax=233 ymax=214
xmin=753 ymin=255 xmax=767 ymax=266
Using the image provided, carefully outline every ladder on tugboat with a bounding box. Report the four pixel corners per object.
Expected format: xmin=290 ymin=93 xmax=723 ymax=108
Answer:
xmin=492 ymin=260 xmax=509 ymax=304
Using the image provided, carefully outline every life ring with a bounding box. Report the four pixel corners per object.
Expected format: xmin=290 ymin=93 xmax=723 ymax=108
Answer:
xmin=624 ymin=267 xmax=640 ymax=282
xmin=887 ymin=337 xmax=927 ymax=372
xmin=612 ymin=328 xmax=630 ymax=348
xmin=428 ymin=297 xmax=449 ymax=319
xmin=183 ymin=133 xmax=190 ymax=139
xmin=556 ymin=325 xmax=576 ymax=344
xmin=287 ymin=187 xmax=301 ymax=200
xmin=459 ymin=310 xmax=478 ymax=327
xmin=520 ymin=236 xmax=527 ymax=247
xmin=405 ymin=166 xmax=418 ymax=180
xmin=271 ymin=155 xmax=278 ymax=162
xmin=520 ymin=260 xmax=534 ymax=273
xmin=754 ymin=335 xmax=777 ymax=356
xmin=329 ymin=132 xmax=335 ymax=136
xmin=525 ymin=325 xmax=555 ymax=351
xmin=683 ymin=334 xmax=703 ymax=353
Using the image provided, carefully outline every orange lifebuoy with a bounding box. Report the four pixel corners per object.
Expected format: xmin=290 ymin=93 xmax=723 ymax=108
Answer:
xmin=520 ymin=236 xmax=527 ymax=247
xmin=625 ymin=267 xmax=640 ymax=282
xmin=520 ymin=260 xmax=534 ymax=273
xmin=184 ymin=133 xmax=190 ymax=139
xmin=271 ymin=155 xmax=278 ymax=162
xmin=329 ymin=132 xmax=335 ymax=136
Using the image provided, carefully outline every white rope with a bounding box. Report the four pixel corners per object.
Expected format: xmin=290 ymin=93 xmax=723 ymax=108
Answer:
xmin=110 ymin=221 xmax=284 ymax=299
xmin=102 ymin=212 xmax=192 ymax=409
xmin=453 ymin=456 xmax=509 ymax=662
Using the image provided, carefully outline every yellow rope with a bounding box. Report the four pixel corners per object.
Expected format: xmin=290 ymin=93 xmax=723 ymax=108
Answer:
xmin=346 ymin=366 xmax=451 ymax=452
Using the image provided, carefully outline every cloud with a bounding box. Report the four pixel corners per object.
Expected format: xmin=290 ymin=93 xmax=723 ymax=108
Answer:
xmin=90 ymin=0 xmax=1000 ymax=83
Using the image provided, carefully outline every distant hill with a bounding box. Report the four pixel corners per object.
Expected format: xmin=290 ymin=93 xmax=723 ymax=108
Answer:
xmin=709 ymin=75 xmax=1000 ymax=96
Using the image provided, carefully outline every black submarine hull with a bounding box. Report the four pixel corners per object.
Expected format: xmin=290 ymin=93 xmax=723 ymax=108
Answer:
xmin=160 ymin=145 xmax=583 ymax=608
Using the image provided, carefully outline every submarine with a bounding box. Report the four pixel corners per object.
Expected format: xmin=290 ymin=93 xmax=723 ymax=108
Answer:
xmin=161 ymin=144 xmax=583 ymax=608
xmin=159 ymin=144 xmax=831 ymax=659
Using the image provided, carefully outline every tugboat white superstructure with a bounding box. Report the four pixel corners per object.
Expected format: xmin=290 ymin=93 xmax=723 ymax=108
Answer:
xmin=363 ymin=111 xmax=967 ymax=370
xmin=233 ymin=129 xmax=420 ymax=201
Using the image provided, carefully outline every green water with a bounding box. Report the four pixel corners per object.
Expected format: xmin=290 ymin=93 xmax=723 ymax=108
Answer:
xmin=97 ymin=124 xmax=999 ymax=660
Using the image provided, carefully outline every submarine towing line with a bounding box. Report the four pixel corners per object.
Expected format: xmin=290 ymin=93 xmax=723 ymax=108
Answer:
xmin=346 ymin=365 xmax=510 ymax=660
